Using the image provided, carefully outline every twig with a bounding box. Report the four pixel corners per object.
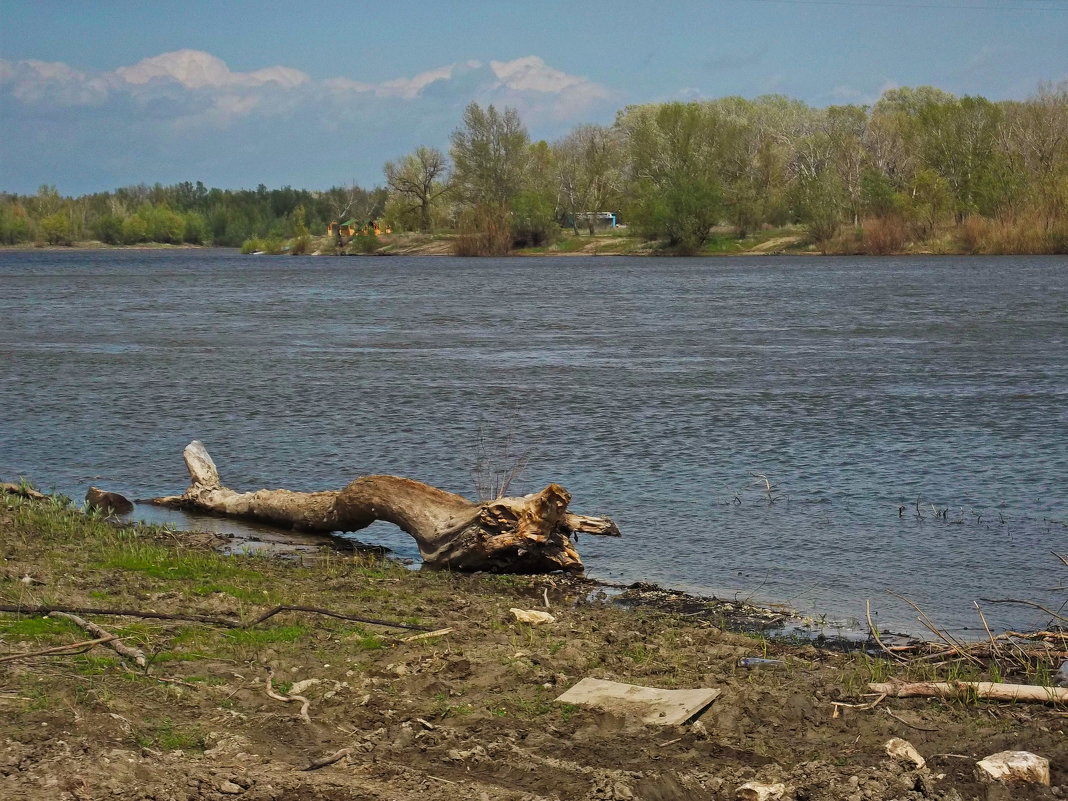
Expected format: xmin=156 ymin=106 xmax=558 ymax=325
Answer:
xmin=243 ymin=605 xmax=431 ymax=631
xmin=299 ymin=747 xmax=351 ymax=771
xmin=0 ymin=635 xmax=118 ymax=663
xmin=1 ymin=603 xmax=432 ymax=632
xmin=866 ymin=600 xmax=904 ymax=662
xmin=658 ymin=737 xmax=683 ymax=748
xmin=49 ymin=612 xmax=147 ymax=668
xmin=119 ymin=664 xmax=203 ymax=689
xmin=973 ymin=602 xmax=1002 ymax=661
xmin=0 ymin=604 xmax=241 ymax=627
xmin=264 ymin=665 xmax=311 ymax=724
xmin=884 ymin=707 xmax=940 ymax=731
xmin=399 ymin=628 xmax=454 ymax=643
xmin=832 ymin=693 xmax=887 ymax=711
xmin=979 ymin=598 xmax=1068 ymax=624
xmin=888 ymin=592 xmax=983 ymax=666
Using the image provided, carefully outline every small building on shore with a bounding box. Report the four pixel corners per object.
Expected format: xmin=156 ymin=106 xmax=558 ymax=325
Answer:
xmin=326 ymin=219 xmax=392 ymax=238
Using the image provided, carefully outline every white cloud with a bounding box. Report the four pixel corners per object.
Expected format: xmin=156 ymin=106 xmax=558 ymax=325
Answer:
xmin=2 ymin=49 xmax=610 ymax=118
xmin=0 ymin=58 xmax=109 ymax=105
xmin=115 ymin=49 xmax=310 ymax=89
xmin=0 ymin=50 xmax=616 ymax=193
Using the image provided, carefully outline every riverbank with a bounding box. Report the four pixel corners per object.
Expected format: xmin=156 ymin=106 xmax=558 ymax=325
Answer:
xmin=10 ymin=223 xmax=1067 ymax=257
xmin=2 ymin=489 xmax=1064 ymax=800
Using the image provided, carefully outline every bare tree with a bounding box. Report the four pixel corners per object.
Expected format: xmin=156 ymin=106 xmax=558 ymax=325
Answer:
xmin=384 ymin=147 xmax=451 ymax=232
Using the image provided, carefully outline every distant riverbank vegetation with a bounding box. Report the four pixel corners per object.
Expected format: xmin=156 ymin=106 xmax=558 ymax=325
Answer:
xmin=3 ymin=83 xmax=1066 ymax=256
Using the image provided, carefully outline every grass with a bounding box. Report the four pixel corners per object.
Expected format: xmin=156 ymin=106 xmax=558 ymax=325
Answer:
xmin=135 ymin=718 xmax=207 ymax=752
xmin=0 ymin=615 xmax=83 ymax=640
xmin=92 ymin=540 xmax=263 ymax=583
xmin=223 ymin=625 xmax=307 ymax=647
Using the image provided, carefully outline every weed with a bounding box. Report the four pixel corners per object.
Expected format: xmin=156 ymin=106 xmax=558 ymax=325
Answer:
xmin=72 ymin=655 xmax=118 ymax=676
xmin=135 ymin=719 xmax=206 ymax=752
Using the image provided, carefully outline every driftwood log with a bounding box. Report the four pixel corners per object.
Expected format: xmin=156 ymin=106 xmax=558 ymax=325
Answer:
xmin=870 ymin=680 xmax=1068 ymax=705
xmin=153 ymin=441 xmax=619 ymax=574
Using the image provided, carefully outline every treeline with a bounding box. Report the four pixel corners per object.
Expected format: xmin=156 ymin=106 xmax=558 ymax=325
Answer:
xmin=3 ymin=83 xmax=1066 ymax=255
xmin=419 ymin=82 xmax=1067 ymax=254
xmin=0 ymin=182 xmax=385 ymax=248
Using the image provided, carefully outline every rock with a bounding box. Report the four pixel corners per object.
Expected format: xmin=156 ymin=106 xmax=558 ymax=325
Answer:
xmin=218 ymin=779 xmax=243 ymax=794
xmin=85 ymin=487 xmax=134 ymax=514
xmin=885 ymin=737 xmax=926 ymax=770
xmin=736 ymin=781 xmax=787 ymax=801
xmin=975 ymin=750 xmax=1050 ymax=785
xmin=1055 ymin=659 xmax=1068 ymax=688
xmin=510 ymin=608 xmax=556 ymax=625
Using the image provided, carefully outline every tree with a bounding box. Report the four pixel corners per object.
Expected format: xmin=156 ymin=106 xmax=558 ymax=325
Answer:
xmin=450 ymin=103 xmax=530 ymax=208
xmin=450 ymin=103 xmax=532 ymax=254
xmin=40 ymin=212 xmax=74 ymax=245
xmin=383 ymin=147 xmax=451 ymax=232
xmin=620 ymin=102 xmax=724 ymax=251
xmin=553 ymin=124 xmax=623 ymax=234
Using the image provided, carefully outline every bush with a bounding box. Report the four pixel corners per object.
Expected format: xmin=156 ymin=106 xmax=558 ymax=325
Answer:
xmin=182 ymin=212 xmax=209 ymax=244
xmin=511 ymin=191 xmax=558 ymax=248
xmin=40 ymin=212 xmax=74 ymax=245
xmin=0 ymin=204 xmax=34 ymax=244
xmin=122 ymin=215 xmax=148 ymax=244
xmin=860 ymin=216 xmax=908 ymax=255
xmin=288 ymin=234 xmax=311 ymax=255
xmin=92 ymin=214 xmax=125 ymax=245
xmin=453 ymin=204 xmax=512 ymax=256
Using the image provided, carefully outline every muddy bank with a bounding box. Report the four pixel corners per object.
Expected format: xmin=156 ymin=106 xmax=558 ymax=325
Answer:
xmin=1 ymin=493 xmax=1065 ymax=800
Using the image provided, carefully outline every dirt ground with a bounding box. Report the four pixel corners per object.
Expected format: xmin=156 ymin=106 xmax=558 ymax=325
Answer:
xmin=1 ymin=493 xmax=1064 ymax=800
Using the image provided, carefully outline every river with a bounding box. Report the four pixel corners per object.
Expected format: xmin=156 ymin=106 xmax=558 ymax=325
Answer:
xmin=1 ymin=248 xmax=1065 ymax=636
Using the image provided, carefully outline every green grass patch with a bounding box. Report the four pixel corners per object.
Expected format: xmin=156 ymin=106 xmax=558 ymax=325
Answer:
xmin=701 ymin=235 xmax=746 ymax=254
xmin=71 ymin=654 xmax=118 ymax=675
xmin=223 ymin=625 xmax=307 ymax=647
xmin=93 ymin=540 xmax=262 ymax=583
xmin=337 ymin=625 xmax=385 ymax=651
xmin=0 ymin=615 xmax=82 ymax=640
xmin=190 ymin=582 xmax=271 ymax=603
xmin=135 ymin=718 xmax=206 ymax=752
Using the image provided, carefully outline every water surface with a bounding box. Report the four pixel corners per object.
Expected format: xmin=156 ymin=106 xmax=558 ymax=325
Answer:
xmin=1 ymin=249 xmax=1065 ymax=635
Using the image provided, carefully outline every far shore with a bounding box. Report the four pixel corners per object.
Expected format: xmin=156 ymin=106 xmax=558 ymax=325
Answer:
xmin=6 ymin=229 xmax=1065 ymax=258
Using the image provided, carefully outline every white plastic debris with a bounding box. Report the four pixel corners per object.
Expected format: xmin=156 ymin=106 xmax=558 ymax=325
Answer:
xmin=510 ymin=608 xmax=556 ymax=625
xmin=885 ymin=737 xmax=927 ymax=770
xmin=736 ymin=781 xmax=788 ymax=801
xmin=975 ymin=750 xmax=1050 ymax=785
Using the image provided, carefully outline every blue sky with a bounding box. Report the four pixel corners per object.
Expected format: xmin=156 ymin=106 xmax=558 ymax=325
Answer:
xmin=1 ymin=0 xmax=1065 ymax=195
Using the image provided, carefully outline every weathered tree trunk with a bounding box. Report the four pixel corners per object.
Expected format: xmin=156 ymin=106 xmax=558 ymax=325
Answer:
xmin=153 ymin=441 xmax=619 ymax=574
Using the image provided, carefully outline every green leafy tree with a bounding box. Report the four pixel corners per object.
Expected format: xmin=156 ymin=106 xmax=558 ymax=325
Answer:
xmin=450 ymin=103 xmax=532 ymax=254
xmin=40 ymin=212 xmax=74 ymax=245
xmin=451 ymin=103 xmax=530 ymax=208
xmin=619 ymin=102 xmax=724 ymax=251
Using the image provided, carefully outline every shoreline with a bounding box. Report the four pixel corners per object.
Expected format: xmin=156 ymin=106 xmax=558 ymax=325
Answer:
xmin=2 ymin=487 xmax=1066 ymax=798
xmin=5 ymin=238 xmax=1066 ymax=258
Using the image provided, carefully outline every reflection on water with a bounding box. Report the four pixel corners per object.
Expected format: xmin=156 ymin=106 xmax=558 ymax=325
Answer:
xmin=1 ymin=249 xmax=1066 ymax=635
